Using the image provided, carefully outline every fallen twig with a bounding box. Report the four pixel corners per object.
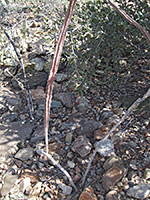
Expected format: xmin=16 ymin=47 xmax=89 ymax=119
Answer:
xmin=82 ymin=88 xmax=150 ymax=186
xmin=106 ymin=0 xmax=150 ymax=45
xmin=36 ymin=149 xmax=77 ymax=191
xmin=44 ymin=0 xmax=77 ymax=154
xmin=3 ymin=30 xmax=34 ymax=120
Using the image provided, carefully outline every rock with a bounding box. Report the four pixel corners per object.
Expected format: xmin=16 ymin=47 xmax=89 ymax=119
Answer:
xmin=20 ymin=169 xmax=38 ymax=184
xmin=0 ymin=122 xmax=34 ymax=161
xmin=19 ymin=177 xmax=31 ymax=193
xmin=67 ymin=152 xmax=73 ymax=158
xmin=48 ymin=142 xmax=63 ymax=154
xmin=38 ymin=99 xmax=63 ymax=112
xmin=54 ymin=92 xmax=74 ymax=108
xmin=5 ymin=92 xmax=21 ymax=111
xmin=53 ymin=81 xmax=62 ymax=92
xmin=101 ymin=109 xmax=113 ymax=119
xmin=65 ymin=132 xmax=73 ymax=144
xmin=28 ymin=71 xmax=48 ymax=89
xmin=81 ymin=119 xmax=103 ymax=139
xmin=2 ymin=112 xmax=18 ymax=123
xmin=1 ymin=174 xmax=18 ymax=196
xmin=59 ymin=122 xmax=77 ymax=131
xmin=43 ymin=60 xmax=52 ymax=73
xmin=58 ymin=183 xmax=72 ymax=195
xmin=55 ymin=73 xmax=67 ymax=82
xmin=105 ymin=190 xmax=118 ymax=200
xmin=127 ymin=184 xmax=150 ymax=199
xmin=3 ymin=66 xmax=18 ymax=77
xmin=73 ymin=174 xmax=81 ymax=183
xmin=72 ymin=136 xmax=92 ymax=157
xmin=94 ymin=126 xmax=109 ymax=140
xmin=3 ymin=58 xmax=18 ymax=67
xmin=31 ymin=86 xmax=45 ymax=103
xmin=103 ymin=155 xmax=123 ymax=170
xmin=14 ymin=147 xmax=34 ymax=161
xmin=128 ymin=141 xmax=137 ymax=148
xmin=67 ymin=160 xmax=75 ymax=168
xmin=0 ymin=101 xmax=8 ymax=115
xmin=12 ymin=72 xmax=48 ymax=89
xmin=144 ymin=168 xmax=150 ymax=180
xmin=31 ymin=57 xmax=44 ymax=71
xmin=51 ymin=100 xmax=63 ymax=108
xmin=108 ymin=115 xmax=120 ymax=126
xmin=9 ymin=186 xmax=27 ymax=200
xmin=95 ymin=139 xmax=114 ymax=157
xmin=30 ymin=182 xmax=42 ymax=196
xmin=30 ymin=126 xmax=44 ymax=144
xmin=76 ymin=96 xmax=91 ymax=114
xmin=102 ymin=165 xmax=124 ymax=191
xmin=79 ymin=186 xmax=98 ymax=200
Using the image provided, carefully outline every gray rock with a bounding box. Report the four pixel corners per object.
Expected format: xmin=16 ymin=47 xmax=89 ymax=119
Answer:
xmin=54 ymin=92 xmax=74 ymax=108
xmin=0 ymin=102 xmax=8 ymax=115
xmin=59 ymin=122 xmax=77 ymax=131
xmin=12 ymin=72 xmax=48 ymax=89
xmin=55 ymin=73 xmax=67 ymax=82
xmin=72 ymin=135 xmax=92 ymax=157
xmin=3 ymin=58 xmax=18 ymax=67
xmin=30 ymin=126 xmax=44 ymax=144
xmin=0 ymin=122 xmax=34 ymax=161
xmin=5 ymin=92 xmax=21 ymax=111
xmin=95 ymin=139 xmax=115 ymax=157
xmin=108 ymin=114 xmax=120 ymax=126
xmin=65 ymin=132 xmax=73 ymax=144
xmin=127 ymin=184 xmax=150 ymax=199
xmin=1 ymin=174 xmax=18 ymax=196
xmin=67 ymin=160 xmax=75 ymax=168
xmin=129 ymin=141 xmax=137 ymax=148
xmin=2 ymin=112 xmax=18 ymax=123
xmin=51 ymin=100 xmax=63 ymax=108
xmin=76 ymin=96 xmax=91 ymax=114
xmin=53 ymin=81 xmax=62 ymax=93
xmin=144 ymin=168 xmax=150 ymax=180
xmin=38 ymin=99 xmax=63 ymax=112
xmin=31 ymin=57 xmax=45 ymax=71
xmin=101 ymin=109 xmax=113 ymax=119
xmin=14 ymin=147 xmax=34 ymax=161
xmin=81 ymin=119 xmax=103 ymax=138
xmin=58 ymin=183 xmax=72 ymax=195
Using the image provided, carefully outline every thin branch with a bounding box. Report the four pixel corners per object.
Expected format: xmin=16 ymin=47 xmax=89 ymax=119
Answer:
xmin=3 ymin=30 xmax=34 ymax=120
xmin=82 ymin=88 xmax=150 ymax=186
xmin=44 ymin=0 xmax=77 ymax=154
xmin=36 ymin=149 xmax=77 ymax=191
xmin=106 ymin=0 xmax=150 ymax=45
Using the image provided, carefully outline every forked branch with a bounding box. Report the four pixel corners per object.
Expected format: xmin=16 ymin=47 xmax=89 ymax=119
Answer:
xmin=82 ymin=88 xmax=150 ymax=186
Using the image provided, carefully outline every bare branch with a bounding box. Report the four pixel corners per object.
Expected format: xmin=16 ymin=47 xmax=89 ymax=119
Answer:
xmin=106 ymin=0 xmax=150 ymax=45
xmin=82 ymin=88 xmax=150 ymax=186
xmin=3 ymin=30 xmax=34 ymax=120
xmin=44 ymin=0 xmax=77 ymax=154
xmin=36 ymin=149 xmax=77 ymax=191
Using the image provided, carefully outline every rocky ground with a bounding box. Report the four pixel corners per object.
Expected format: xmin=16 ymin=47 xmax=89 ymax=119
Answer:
xmin=0 ymin=0 xmax=150 ymax=200
xmin=0 ymin=64 xmax=150 ymax=200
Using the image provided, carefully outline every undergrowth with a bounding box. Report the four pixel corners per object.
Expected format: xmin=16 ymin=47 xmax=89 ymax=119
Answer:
xmin=61 ymin=0 xmax=150 ymax=94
